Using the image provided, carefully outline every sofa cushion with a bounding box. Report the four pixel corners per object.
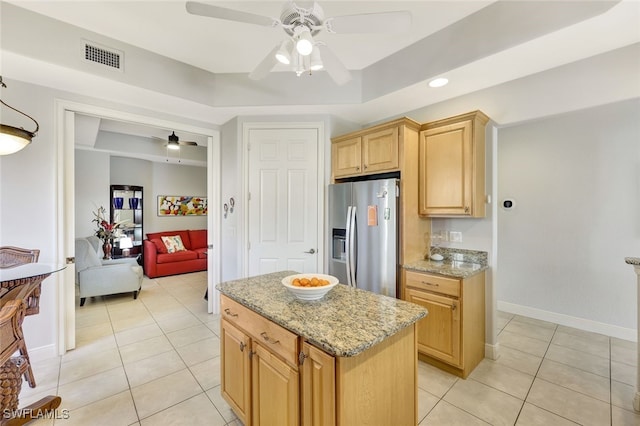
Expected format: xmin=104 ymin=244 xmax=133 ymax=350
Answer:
xmin=189 ymin=229 xmax=207 ymax=249
xmin=161 ymin=235 xmax=186 ymax=253
xmin=194 ymin=247 xmax=208 ymax=259
xmin=150 ymin=238 xmax=168 ymax=254
xmin=156 ymin=251 xmax=198 ymax=264
xmin=147 ymin=230 xmax=192 ymax=250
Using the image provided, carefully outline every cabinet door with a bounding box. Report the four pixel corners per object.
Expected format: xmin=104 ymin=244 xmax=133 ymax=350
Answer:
xmin=362 ymin=127 xmax=399 ymax=174
xmin=332 ymin=137 xmax=362 ymax=178
xmin=252 ymin=342 xmax=300 ymax=426
xmin=301 ymin=342 xmax=336 ymax=426
xmin=418 ymin=120 xmax=473 ymax=216
xmin=406 ymin=288 xmax=461 ymax=367
xmin=221 ymin=319 xmax=252 ymax=426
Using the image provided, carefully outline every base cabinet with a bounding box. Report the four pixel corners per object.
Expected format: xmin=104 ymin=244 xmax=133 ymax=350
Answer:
xmin=221 ymin=320 xmax=251 ymax=425
xmin=221 ymin=295 xmax=418 ymax=426
xmin=252 ymin=342 xmax=300 ymax=426
xmin=403 ymin=269 xmax=485 ymax=378
xmin=301 ymin=342 xmax=336 ymax=426
xmin=406 ymin=288 xmax=460 ymax=367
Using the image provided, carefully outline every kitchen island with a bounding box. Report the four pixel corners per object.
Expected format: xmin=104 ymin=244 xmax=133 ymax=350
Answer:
xmin=217 ymin=270 xmax=427 ymax=426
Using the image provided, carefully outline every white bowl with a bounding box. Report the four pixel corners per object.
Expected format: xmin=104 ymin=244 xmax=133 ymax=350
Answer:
xmin=281 ymin=273 xmax=339 ymax=301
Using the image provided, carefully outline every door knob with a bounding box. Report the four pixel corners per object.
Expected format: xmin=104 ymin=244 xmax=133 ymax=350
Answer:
xmin=304 ymin=248 xmax=316 ymax=254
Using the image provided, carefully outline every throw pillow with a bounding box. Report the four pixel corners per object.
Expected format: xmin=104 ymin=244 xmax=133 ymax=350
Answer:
xmin=161 ymin=235 xmax=186 ymax=253
xmin=150 ymin=238 xmax=168 ymax=254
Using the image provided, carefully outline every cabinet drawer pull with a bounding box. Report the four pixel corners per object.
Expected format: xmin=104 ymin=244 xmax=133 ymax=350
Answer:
xmin=239 ymin=341 xmax=246 ymax=352
xmin=421 ymin=281 xmax=439 ymax=287
xmin=363 ymin=164 xmax=368 ymax=170
xmin=355 ymin=166 xmax=360 ymax=171
xmin=224 ymin=308 xmax=238 ymax=317
xmin=260 ymin=332 xmax=280 ymax=344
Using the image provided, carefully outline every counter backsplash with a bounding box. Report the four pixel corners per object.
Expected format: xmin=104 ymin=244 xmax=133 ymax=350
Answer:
xmin=429 ymin=247 xmax=488 ymax=266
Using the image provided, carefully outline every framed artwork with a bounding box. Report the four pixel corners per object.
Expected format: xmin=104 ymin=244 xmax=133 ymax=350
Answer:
xmin=157 ymin=195 xmax=208 ymax=216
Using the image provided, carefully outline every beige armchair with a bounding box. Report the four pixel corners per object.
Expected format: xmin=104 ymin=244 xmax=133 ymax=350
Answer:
xmin=75 ymin=237 xmax=143 ymax=306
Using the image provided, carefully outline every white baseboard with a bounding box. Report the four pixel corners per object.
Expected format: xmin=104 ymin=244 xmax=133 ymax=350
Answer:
xmin=27 ymin=344 xmax=58 ymax=361
xmin=498 ymin=301 xmax=637 ymax=342
xmin=485 ymin=342 xmax=500 ymax=360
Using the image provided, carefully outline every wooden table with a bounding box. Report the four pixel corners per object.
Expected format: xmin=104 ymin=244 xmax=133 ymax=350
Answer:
xmin=1 ymin=263 xmax=64 ymax=426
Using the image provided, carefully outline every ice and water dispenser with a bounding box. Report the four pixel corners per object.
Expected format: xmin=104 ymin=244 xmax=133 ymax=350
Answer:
xmin=332 ymin=229 xmax=346 ymax=261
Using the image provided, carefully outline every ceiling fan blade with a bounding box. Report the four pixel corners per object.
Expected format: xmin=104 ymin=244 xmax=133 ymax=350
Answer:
xmin=318 ymin=46 xmax=352 ymax=86
xmin=179 ymin=141 xmax=198 ymax=146
xmin=185 ymin=1 xmax=277 ymax=27
xmin=249 ymin=45 xmax=280 ymax=80
xmin=326 ymin=11 xmax=411 ymax=34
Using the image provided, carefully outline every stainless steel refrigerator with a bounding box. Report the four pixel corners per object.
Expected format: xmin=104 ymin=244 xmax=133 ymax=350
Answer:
xmin=328 ymin=178 xmax=399 ymax=297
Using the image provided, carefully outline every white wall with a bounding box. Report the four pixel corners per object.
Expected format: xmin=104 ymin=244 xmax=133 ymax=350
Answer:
xmin=75 ymin=150 xmax=111 ymax=238
xmin=497 ymin=99 xmax=639 ymax=338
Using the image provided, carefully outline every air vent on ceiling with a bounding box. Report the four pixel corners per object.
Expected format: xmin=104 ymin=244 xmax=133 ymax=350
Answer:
xmin=82 ymin=40 xmax=123 ymax=71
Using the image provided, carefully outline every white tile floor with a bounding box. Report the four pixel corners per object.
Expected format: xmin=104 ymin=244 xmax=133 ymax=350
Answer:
xmin=17 ymin=272 xmax=640 ymax=425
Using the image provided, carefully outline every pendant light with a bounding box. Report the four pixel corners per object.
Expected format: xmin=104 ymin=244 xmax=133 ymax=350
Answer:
xmin=0 ymin=76 xmax=39 ymax=156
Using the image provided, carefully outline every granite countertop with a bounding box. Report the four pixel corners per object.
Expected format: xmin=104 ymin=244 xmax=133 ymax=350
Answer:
xmin=404 ymin=259 xmax=487 ymax=278
xmin=403 ymin=247 xmax=488 ymax=278
xmin=216 ymin=271 xmax=427 ymax=358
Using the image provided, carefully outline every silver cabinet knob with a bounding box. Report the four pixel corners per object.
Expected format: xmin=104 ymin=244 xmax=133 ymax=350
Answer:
xmin=304 ymin=248 xmax=316 ymax=254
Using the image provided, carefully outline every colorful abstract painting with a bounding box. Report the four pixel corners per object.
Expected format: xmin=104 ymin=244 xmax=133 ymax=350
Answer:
xmin=157 ymin=196 xmax=208 ymax=216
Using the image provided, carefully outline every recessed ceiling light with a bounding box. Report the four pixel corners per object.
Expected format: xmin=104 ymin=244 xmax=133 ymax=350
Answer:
xmin=429 ymin=78 xmax=449 ymax=88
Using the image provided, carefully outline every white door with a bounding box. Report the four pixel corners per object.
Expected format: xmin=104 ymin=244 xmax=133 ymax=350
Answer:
xmin=248 ymin=128 xmax=320 ymax=275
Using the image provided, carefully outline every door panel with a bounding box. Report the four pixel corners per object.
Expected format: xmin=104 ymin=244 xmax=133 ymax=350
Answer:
xmin=248 ymin=128 xmax=320 ymax=276
xmin=352 ymin=179 xmax=398 ymax=296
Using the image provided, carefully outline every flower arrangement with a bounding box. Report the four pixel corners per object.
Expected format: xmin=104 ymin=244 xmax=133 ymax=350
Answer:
xmin=92 ymin=206 xmax=128 ymax=242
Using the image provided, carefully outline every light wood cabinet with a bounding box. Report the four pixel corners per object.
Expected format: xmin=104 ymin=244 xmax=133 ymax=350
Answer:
xmin=221 ymin=296 xmax=300 ymax=426
xmin=418 ymin=111 xmax=489 ymax=217
xmin=221 ymin=294 xmax=419 ymax=426
xmin=403 ymin=269 xmax=485 ymax=378
xmin=300 ymin=342 xmax=335 ymax=426
xmin=252 ymin=342 xmax=300 ymax=426
xmin=221 ymin=319 xmax=251 ymax=425
xmin=331 ymin=124 xmax=399 ymax=179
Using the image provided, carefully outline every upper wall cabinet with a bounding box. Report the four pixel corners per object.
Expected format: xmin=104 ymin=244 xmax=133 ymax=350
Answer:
xmin=418 ymin=111 xmax=489 ymax=218
xmin=332 ymin=125 xmax=399 ymax=179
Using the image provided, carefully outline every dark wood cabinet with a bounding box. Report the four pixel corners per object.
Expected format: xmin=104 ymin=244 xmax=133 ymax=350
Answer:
xmin=110 ymin=185 xmax=143 ymax=257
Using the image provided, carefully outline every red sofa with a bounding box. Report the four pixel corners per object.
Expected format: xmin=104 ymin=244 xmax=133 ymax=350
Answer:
xmin=143 ymin=229 xmax=207 ymax=278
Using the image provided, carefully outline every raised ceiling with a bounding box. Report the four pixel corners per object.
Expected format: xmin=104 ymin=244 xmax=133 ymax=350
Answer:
xmin=3 ymin=0 xmax=639 ymax=128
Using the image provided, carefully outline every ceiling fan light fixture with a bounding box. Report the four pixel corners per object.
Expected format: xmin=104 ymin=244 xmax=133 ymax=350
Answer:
xmin=310 ymin=48 xmax=323 ymax=71
xmin=167 ymin=131 xmax=181 ymax=150
xmin=275 ymin=40 xmax=292 ymax=65
xmin=295 ymin=26 xmax=314 ymax=56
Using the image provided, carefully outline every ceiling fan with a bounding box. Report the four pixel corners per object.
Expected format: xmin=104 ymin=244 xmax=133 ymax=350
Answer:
xmin=154 ymin=131 xmax=198 ymax=150
xmin=185 ymin=1 xmax=412 ymax=85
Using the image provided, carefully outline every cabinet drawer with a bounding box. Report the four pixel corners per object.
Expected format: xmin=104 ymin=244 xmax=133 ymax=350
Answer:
xmin=221 ymin=296 xmax=299 ymax=367
xmin=404 ymin=270 xmax=460 ymax=298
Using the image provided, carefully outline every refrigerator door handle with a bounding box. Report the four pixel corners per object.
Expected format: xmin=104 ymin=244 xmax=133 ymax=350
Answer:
xmin=348 ymin=206 xmax=357 ymax=287
xmin=345 ymin=206 xmax=353 ymax=287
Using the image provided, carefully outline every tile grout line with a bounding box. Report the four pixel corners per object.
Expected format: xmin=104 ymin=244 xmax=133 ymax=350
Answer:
xmin=511 ymin=322 xmax=558 ymax=425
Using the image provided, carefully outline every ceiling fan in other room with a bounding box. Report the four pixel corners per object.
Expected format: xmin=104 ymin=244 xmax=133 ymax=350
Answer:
xmin=185 ymin=1 xmax=412 ymax=85
xmin=154 ymin=131 xmax=198 ymax=150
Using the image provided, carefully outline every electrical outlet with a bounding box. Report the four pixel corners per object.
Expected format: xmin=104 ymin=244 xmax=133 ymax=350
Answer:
xmin=449 ymin=231 xmax=462 ymax=243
